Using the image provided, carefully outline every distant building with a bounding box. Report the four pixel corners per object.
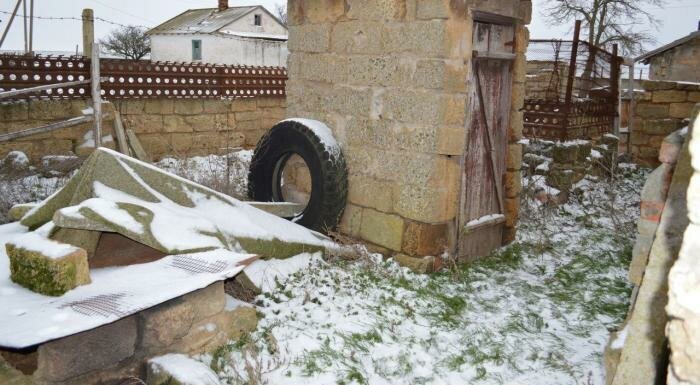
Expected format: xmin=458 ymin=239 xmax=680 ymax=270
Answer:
xmin=637 ymin=24 xmax=700 ymax=82
xmin=147 ymin=0 xmax=288 ymax=67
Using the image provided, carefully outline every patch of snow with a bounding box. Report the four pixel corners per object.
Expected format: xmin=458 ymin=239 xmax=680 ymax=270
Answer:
xmin=244 ymin=252 xmax=322 ymax=293
xmin=282 ymin=118 xmax=341 ymax=157
xmin=79 ymin=130 xmax=113 ymax=148
xmin=3 ymin=151 xmax=29 ymax=167
xmin=590 ymin=149 xmax=603 ymax=159
xmin=149 ymin=354 xmax=221 ymax=385
xmin=611 ymin=325 xmax=628 ymax=350
xmin=561 ymin=139 xmax=589 ymax=147
xmin=225 ymin=294 xmax=253 ymax=311
xmin=466 ymin=214 xmax=505 ymax=228
xmin=8 ymin=232 xmax=80 ymax=259
xmin=220 ymin=30 xmax=288 ymax=40
xmin=60 ymin=197 xmax=145 ymax=235
xmin=536 ymin=161 xmax=550 ymax=172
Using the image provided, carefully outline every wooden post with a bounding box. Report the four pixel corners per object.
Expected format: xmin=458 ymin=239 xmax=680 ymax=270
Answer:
xmin=91 ymin=43 xmax=102 ymax=148
xmin=28 ymin=0 xmax=33 ymax=53
xmin=82 ymin=8 xmax=94 ymax=57
xmin=22 ymin=0 xmax=28 ymax=53
xmin=0 ymin=0 xmax=23 ymax=49
xmin=562 ymin=20 xmax=582 ymax=142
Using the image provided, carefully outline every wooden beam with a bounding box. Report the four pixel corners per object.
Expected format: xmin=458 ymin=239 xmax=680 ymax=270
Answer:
xmin=126 ymin=129 xmax=150 ymax=162
xmin=0 ymin=115 xmax=94 ymax=142
xmin=0 ymin=79 xmax=95 ymax=100
xmin=112 ymin=110 xmax=130 ymax=155
xmin=91 ymin=43 xmax=102 ymax=148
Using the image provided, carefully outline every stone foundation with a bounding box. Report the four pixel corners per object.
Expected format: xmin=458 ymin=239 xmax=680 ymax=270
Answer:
xmin=0 ymin=97 xmax=286 ymax=163
xmin=0 ymin=282 xmax=257 ymax=385
xmin=286 ymin=0 xmax=530 ymax=261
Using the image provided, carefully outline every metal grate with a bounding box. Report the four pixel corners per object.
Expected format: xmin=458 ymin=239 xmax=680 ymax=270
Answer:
xmin=60 ymin=293 xmax=130 ymax=318
xmin=170 ymin=255 xmax=228 ymax=274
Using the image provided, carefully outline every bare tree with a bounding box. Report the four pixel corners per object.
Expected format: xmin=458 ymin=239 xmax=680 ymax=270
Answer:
xmin=99 ymin=25 xmax=150 ymax=60
xmin=542 ymin=0 xmax=666 ymax=55
xmin=274 ymin=3 xmax=287 ymax=26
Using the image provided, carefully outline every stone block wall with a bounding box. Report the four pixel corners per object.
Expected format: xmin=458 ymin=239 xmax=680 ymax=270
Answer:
xmin=0 ymin=282 xmax=258 ymax=385
xmin=286 ymin=0 xmax=531 ymax=259
xmin=667 ymin=104 xmax=700 ymax=385
xmin=0 ymin=97 xmax=286 ymax=163
xmin=630 ymin=80 xmax=700 ymax=166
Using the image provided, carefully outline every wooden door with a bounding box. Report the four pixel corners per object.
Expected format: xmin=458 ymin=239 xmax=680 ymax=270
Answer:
xmin=459 ymin=20 xmax=514 ymax=258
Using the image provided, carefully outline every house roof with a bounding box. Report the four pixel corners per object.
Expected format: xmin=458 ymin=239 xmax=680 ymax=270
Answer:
xmin=636 ymin=30 xmax=700 ymax=63
xmin=147 ymin=5 xmax=287 ymax=40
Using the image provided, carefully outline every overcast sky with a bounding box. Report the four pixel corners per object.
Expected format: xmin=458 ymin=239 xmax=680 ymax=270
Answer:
xmin=1 ymin=0 xmax=699 ymax=56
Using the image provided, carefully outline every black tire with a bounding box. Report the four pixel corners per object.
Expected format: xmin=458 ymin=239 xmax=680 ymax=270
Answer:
xmin=248 ymin=119 xmax=348 ymax=233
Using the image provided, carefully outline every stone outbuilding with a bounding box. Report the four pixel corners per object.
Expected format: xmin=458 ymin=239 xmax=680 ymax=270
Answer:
xmin=637 ymin=25 xmax=700 ymax=82
xmin=285 ymin=0 xmax=531 ymax=264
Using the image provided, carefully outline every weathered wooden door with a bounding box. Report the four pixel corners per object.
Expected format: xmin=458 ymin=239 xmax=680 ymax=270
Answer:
xmin=459 ymin=20 xmax=514 ymax=258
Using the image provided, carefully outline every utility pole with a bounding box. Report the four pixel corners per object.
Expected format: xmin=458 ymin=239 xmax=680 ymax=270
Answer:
xmin=82 ymin=8 xmax=94 ymax=56
xmin=0 ymin=0 xmax=23 ymax=49
xmin=28 ymin=0 xmax=34 ymax=53
xmin=22 ymin=0 xmax=27 ymax=52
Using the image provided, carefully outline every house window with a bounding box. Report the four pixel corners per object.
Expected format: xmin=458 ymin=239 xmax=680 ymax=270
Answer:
xmin=254 ymin=14 xmax=262 ymax=26
xmin=192 ymin=40 xmax=202 ymax=61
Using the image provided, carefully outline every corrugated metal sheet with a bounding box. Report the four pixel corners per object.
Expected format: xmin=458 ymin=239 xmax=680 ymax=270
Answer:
xmin=148 ymin=6 xmax=259 ymax=35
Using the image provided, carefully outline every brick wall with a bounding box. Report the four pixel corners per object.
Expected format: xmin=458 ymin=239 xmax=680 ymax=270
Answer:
xmin=631 ymin=80 xmax=700 ymax=166
xmin=0 ymin=97 xmax=286 ymax=162
xmin=286 ymin=0 xmax=531 ymax=261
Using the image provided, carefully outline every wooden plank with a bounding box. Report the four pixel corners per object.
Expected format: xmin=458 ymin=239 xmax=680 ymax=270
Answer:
xmin=463 ymin=214 xmax=506 ymax=234
xmin=125 ymin=129 xmax=151 ymax=162
xmin=0 ymin=115 xmax=93 ymax=142
xmin=475 ymin=64 xmax=505 ymax=214
xmin=473 ymin=51 xmax=516 ymax=61
xmin=112 ymin=110 xmax=130 ymax=155
xmin=0 ymin=79 xmax=93 ymax=100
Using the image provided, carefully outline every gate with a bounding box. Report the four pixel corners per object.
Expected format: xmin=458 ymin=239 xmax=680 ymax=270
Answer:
xmin=459 ymin=19 xmax=514 ymax=258
xmin=523 ymin=20 xmax=622 ymax=141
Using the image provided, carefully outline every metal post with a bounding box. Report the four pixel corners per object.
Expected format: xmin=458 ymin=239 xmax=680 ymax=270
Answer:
xmin=91 ymin=43 xmax=102 ymax=148
xmin=628 ymin=61 xmax=635 ymax=154
xmin=28 ymin=0 xmax=34 ymax=53
xmin=611 ymin=44 xmax=620 ymax=135
xmin=562 ymin=19 xmax=582 ymax=142
xmin=0 ymin=0 xmax=23 ymax=49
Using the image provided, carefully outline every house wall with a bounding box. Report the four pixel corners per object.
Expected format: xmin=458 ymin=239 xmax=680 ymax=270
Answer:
xmin=286 ymin=0 xmax=531 ymax=261
xmin=222 ymin=9 xmax=288 ymax=35
xmin=0 ymin=97 xmax=286 ymax=163
xmin=150 ymin=34 xmax=288 ymax=67
xmin=648 ymin=37 xmax=700 ymax=82
xmin=630 ymin=80 xmax=700 ymax=166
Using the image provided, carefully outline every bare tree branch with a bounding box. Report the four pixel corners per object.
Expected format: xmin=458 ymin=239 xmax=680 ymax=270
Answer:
xmin=274 ymin=4 xmax=287 ymax=26
xmin=99 ymin=25 xmax=150 ymax=60
xmin=541 ymin=0 xmax=666 ymax=55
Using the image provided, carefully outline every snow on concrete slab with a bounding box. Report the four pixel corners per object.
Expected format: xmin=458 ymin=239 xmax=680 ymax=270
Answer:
xmin=8 ymin=231 xmax=80 ymax=260
xmin=243 ymin=252 xmax=322 ymax=292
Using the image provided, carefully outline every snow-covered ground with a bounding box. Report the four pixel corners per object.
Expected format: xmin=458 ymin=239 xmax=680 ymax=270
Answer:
xmin=202 ymin=165 xmax=647 ymax=385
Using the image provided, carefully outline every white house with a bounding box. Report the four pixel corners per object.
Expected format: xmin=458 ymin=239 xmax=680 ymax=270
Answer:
xmin=147 ymin=0 xmax=288 ymax=67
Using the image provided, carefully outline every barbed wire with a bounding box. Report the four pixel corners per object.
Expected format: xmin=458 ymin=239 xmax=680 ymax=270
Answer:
xmin=0 ymin=10 xmax=152 ymax=29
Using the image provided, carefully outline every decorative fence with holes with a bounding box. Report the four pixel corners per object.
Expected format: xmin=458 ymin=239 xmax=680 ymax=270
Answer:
xmin=0 ymin=53 xmax=288 ymax=101
xmin=523 ymin=22 xmax=622 ymax=142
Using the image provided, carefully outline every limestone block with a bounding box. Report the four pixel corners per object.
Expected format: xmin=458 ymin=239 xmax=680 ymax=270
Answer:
xmin=635 ymin=103 xmax=669 ymax=119
xmin=28 ymin=99 xmax=78 ymax=120
xmin=641 ymin=80 xmax=677 ymax=91
xmin=339 ymin=204 xmax=363 ymax=236
xmin=416 ymin=0 xmax=451 ymax=20
xmin=144 ymin=99 xmax=173 ymax=115
xmin=202 ymin=100 xmax=229 ymax=114
xmin=669 ymin=102 xmax=695 ymax=119
xmin=0 ymin=102 xmax=29 ymax=122
xmin=506 ymin=143 xmax=523 ymax=171
xmin=294 ymin=0 xmax=346 ymax=24
xmin=289 ymin=23 xmax=331 ymax=53
xmin=348 ymin=175 xmax=394 ymax=212
xmin=235 ymin=110 xmax=262 ymax=122
xmin=230 ymin=99 xmax=257 ymax=112
xmin=147 ymin=354 xmax=221 ymax=385
xmin=332 ymin=21 xmax=385 ymax=54
xmin=347 ymin=55 xmax=407 ymax=87
xmin=163 ymin=115 xmax=192 ymax=133
xmin=436 ymin=125 xmax=466 ymax=155
xmin=630 ymin=132 xmax=651 ymax=146
xmin=504 ymin=197 xmax=519 ymax=227
xmin=401 ymin=220 xmax=448 ymax=256
xmin=382 ymin=89 xmax=442 ymax=124
xmin=300 ymin=53 xmax=349 ymax=84
xmin=174 ymin=100 xmax=204 ymax=115
xmin=35 ymin=316 xmax=137 ymax=383
xmin=688 ymin=91 xmax=700 ymax=102
xmin=8 ymin=203 xmax=35 ymax=221
xmin=393 ymin=183 xmax=458 ymax=222
xmin=394 ymin=253 xmax=436 ymax=273
xmin=6 ymin=235 xmax=90 ymax=296
xmin=346 ymin=0 xmax=406 ymax=21
xmin=139 ymin=134 xmax=172 ymax=160
xmin=652 ymin=90 xmax=687 ymax=103
xmin=643 ymin=118 xmax=683 ymax=136
xmin=123 ymin=114 xmax=164 ymax=134
xmin=225 ymin=303 xmax=259 ymax=341
xmin=384 ymin=20 xmax=446 ymax=57
xmin=185 ymin=114 xmax=218 ymax=132
xmin=504 ymin=170 xmax=521 ymax=199
xmin=359 ymin=209 xmax=405 ymax=251
xmin=328 ymin=86 xmax=374 ymax=116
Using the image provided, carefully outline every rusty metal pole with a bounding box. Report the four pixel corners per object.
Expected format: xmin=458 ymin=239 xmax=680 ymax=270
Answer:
xmin=562 ymin=20 xmax=582 ymax=142
xmin=611 ymin=44 xmax=621 ymax=136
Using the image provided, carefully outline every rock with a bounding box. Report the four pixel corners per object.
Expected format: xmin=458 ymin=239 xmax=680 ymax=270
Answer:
xmin=146 ymin=354 xmax=221 ymax=385
xmin=0 ymin=151 xmax=30 ymax=176
xmin=6 ymin=233 xmax=90 ymax=296
xmin=34 ymin=316 xmax=137 ymax=383
xmin=0 ymin=355 xmax=33 ymax=385
xmin=39 ymin=155 xmax=82 ymax=177
xmin=224 ymin=297 xmax=259 ymax=341
xmin=8 ymin=204 xmax=36 ymax=221
xmin=551 ymin=143 xmax=578 ymax=164
xmin=393 ymin=253 xmax=436 ymax=274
